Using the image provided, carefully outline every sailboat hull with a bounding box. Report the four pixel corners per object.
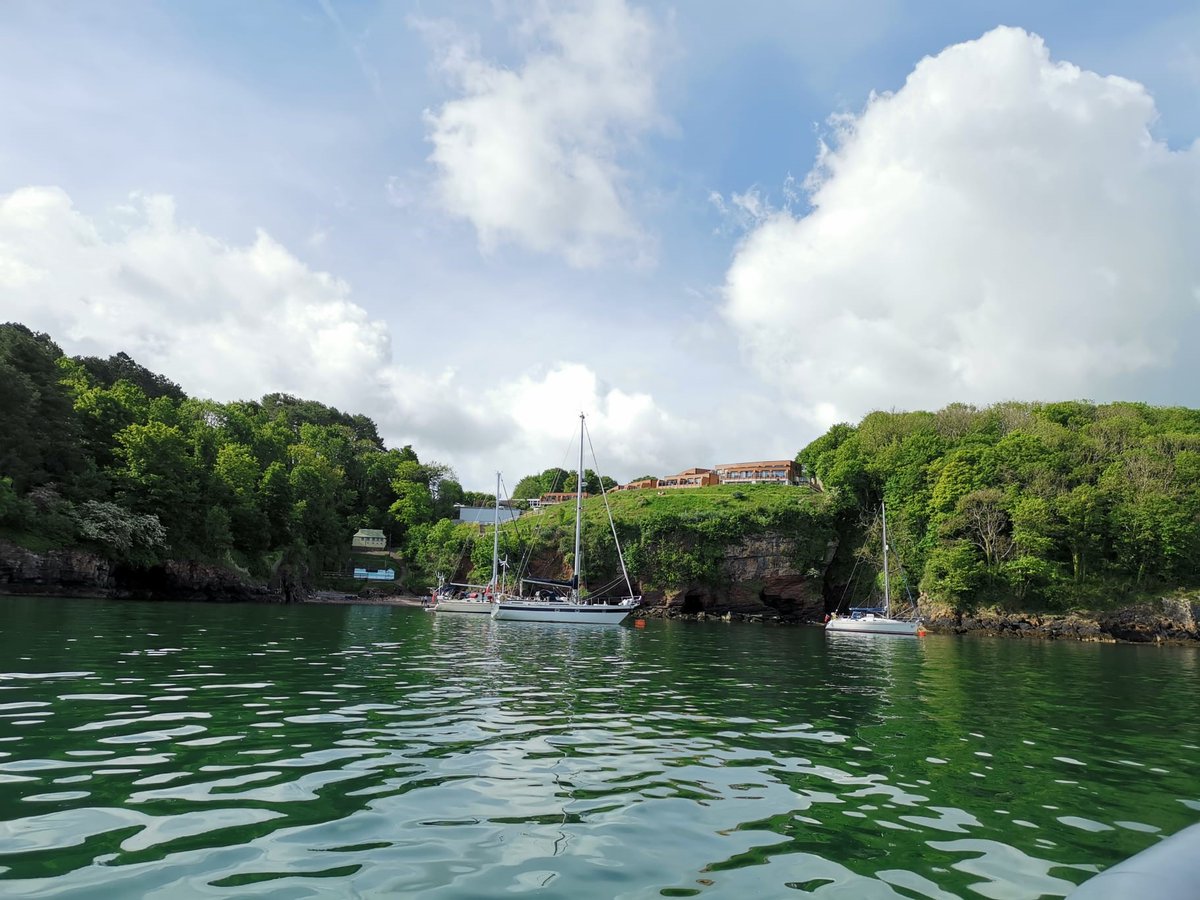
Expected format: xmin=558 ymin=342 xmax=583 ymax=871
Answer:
xmin=493 ymin=601 xmax=638 ymax=624
xmin=825 ymin=616 xmax=920 ymax=636
xmin=433 ymin=598 xmax=496 ymax=614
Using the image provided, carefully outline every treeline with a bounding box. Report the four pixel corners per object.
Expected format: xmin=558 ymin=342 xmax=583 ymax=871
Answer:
xmin=0 ymin=323 xmax=465 ymax=583
xmin=511 ymin=468 xmax=617 ymax=501
xmin=799 ymin=401 xmax=1200 ymax=610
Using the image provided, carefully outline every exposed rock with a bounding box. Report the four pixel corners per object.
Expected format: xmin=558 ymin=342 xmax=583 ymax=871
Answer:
xmin=921 ymin=596 xmax=1200 ymax=644
xmin=0 ymin=539 xmax=309 ymax=603
xmin=639 ymin=533 xmax=830 ymax=624
xmin=0 ymin=539 xmax=112 ymax=597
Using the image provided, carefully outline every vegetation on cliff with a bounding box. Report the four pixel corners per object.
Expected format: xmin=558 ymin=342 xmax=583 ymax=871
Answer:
xmin=420 ymin=485 xmax=837 ymax=596
xmin=798 ymin=401 xmax=1200 ymax=612
xmin=0 ymin=322 xmax=461 ymax=585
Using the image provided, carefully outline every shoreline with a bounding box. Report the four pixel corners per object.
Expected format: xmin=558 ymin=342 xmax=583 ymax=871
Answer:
xmin=305 ymin=590 xmax=427 ymax=608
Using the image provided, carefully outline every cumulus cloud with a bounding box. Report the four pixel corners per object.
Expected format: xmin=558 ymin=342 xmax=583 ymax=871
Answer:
xmin=485 ymin=363 xmax=706 ymax=479
xmin=723 ymin=26 xmax=1200 ymax=427
xmin=0 ymin=186 xmax=390 ymax=406
xmin=421 ymin=0 xmax=663 ymax=267
xmin=0 ymin=186 xmax=688 ymax=486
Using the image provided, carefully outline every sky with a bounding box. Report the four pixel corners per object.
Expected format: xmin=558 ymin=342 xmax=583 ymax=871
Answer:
xmin=2 ymin=0 xmax=1199 ymax=491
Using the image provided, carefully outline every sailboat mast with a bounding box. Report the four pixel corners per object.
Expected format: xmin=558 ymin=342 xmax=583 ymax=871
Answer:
xmin=573 ymin=413 xmax=584 ymax=598
xmin=881 ymin=500 xmax=890 ymax=616
xmin=491 ymin=471 xmax=500 ymax=589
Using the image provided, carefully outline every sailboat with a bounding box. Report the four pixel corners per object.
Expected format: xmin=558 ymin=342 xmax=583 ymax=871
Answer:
xmin=492 ymin=414 xmax=641 ymax=624
xmin=826 ymin=500 xmax=922 ymax=636
xmin=431 ymin=472 xmax=503 ymax=614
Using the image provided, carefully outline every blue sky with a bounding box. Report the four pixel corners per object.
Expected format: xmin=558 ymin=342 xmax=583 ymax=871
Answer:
xmin=3 ymin=1 xmax=1199 ymax=489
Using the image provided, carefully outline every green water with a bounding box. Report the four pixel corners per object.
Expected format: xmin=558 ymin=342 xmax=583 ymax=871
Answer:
xmin=0 ymin=597 xmax=1197 ymax=898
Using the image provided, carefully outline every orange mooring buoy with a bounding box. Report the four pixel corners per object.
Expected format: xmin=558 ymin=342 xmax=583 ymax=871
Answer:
xmin=634 ymin=619 xmax=646 ymax=629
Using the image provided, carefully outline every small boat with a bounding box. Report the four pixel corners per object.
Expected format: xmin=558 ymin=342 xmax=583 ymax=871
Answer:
xmin=1066 ymin=821 xmax=1200 ymax=898
xmin=826 ymin=500 xmax=922 ymax=637
xmin=493 ymin=414 xmax=641 ymax=625
xmin=431 ymin=473 xmax=503 ymax=615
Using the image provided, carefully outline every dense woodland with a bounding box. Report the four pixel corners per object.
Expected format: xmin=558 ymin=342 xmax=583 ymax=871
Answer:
xmin=800 ymin=401 xmax=1200 ymax=610
xmin=0 ymin=322 xmax=476 ymax=586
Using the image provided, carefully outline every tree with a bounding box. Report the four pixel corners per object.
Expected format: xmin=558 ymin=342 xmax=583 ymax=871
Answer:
xmin=512 ymin=475 xmax=545 ymax=499
xmin=953 ymin=488 xmax=1013 ymax=572
xmin=0 ymin=323 xmax=84 ymax=492
xmin=214 ymin=443 xmax=267 ymax=554
xmin=75 ymin=350 xmax=186 ymax=401
xmin=114 ymin=421 xmax=201 ymax=547
xmin=259 ymin=461 xmax=293 ymax=546
xmin=389 ymin=480 xmax=434 ymax=534
xmin=564 ymin=469 xmax=604 ymax=495
xmin=0 ymin=477 xmax=23 ymax=526
xmin=1054 ymin=484 xmax=1106 ymax=581
xmin=74 ymin=500 xmax=167 ymax=565
xmin=433 ymin=478 xmax=466 ymax=520
xmin=920 ymin=540 xmax=983 ymax=609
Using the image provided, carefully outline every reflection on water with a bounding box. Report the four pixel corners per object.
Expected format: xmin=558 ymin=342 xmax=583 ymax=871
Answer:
xmin=0 ymin=596 xmax=1198 ymax=898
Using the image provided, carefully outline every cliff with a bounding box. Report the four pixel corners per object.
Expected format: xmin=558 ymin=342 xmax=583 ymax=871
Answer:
xmin=640 ymin=532 xmax=835 ymax=623
xmin=492 ymin=485 xmax=840 ymax=623
xmin=0 ymin=540 xmax=113 ymax=598
xmin=0 ymin=539 xmax=307 ymax=603
xmin=921 ymin=596 xmax=1200 ymax=644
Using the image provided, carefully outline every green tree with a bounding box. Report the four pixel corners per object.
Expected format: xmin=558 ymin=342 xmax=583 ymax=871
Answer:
xmin=0 ymin=323 xmax=84 ymax=492
xmin=114 ymin=421 xmax=201 ymax=547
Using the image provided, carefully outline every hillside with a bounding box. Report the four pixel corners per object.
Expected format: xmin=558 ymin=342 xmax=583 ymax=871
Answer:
xmin=799 ymin=400 xmax=1200 ymax=615
xmin=422 ymin=484 xmax=840 ymax=620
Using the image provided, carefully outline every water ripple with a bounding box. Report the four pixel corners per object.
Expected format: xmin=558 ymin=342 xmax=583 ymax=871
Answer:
xmin=0 ymin=599 xmax=1198 ymax=897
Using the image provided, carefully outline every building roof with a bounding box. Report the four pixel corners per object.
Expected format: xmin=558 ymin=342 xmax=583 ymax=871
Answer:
xmin=715 ymin=460 xmax=795 ymax=468
xmin=353 ymin=528 xmax=386 ymax=538
xmin=457 ymin=507 xmax=522 ymax=524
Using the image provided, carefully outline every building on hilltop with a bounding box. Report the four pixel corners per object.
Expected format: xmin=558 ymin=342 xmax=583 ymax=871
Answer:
xmin=714 ymin=460 xmax=806 ymax=486
xmin=352 ymin=528 xmax=387 ymax=550
xmin=657 ymin=468 xmax=719 ymax=489
xmin=617 ymin=477 xmax=658 ymax=491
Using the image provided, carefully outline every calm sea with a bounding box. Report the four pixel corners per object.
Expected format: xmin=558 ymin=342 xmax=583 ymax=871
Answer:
xmin=0 ymin=596 xmax=1197 ymax=898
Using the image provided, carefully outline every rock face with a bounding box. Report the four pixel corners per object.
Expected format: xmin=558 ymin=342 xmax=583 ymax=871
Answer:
xmin=640 ymin=534 xmax=832 ymax=623
xmin=922 ymin=597 xmax=1200 ymax=644
xmin=0 ymin=539 xmax=308 ymax=603
xmin=0 ymin=539 xmax=113 ymax=597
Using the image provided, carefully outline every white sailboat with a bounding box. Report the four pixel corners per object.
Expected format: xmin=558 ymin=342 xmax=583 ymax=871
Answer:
xmin=826 ymin=500 xmax=923 ymax=637
xmin=431 ymin=472 xmax=503 ymax=614
xmin=493 ymin=415 xmax=641 ymax=625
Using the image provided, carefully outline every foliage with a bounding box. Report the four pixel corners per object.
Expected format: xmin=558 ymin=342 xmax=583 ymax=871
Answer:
xmin=512 ymin=466 xmax=617 ymax=498
xmin=74 ymin=500 xmax=167 ymax=565
xmin=801 ymin=400 xmax=1200 ymax=611
xmin=0 ymin=322 xmax=460 ymax=584
xmin=419 ymin=484 xmax=838 ymax=596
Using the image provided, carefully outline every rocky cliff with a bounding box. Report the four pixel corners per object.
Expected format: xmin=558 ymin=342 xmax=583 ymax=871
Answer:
xmin=639 ymin=533 xmax=835 ymax=623
xmin=0 ymin=540 xmax=113 ymax=597
xmin=0 ymin=539 xmax=307 ymax=603
xmin=921 ymin=597 xmax=1200 ymax=643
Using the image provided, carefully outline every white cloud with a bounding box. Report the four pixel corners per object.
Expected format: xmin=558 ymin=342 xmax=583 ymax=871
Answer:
xmin=0 ymin=186 xmax=388 ymax=406
xmin=485 ymin=363 xmax=705 ymax=479
xmin=723 ymin=26 xmax=1200 ymax=427
xmin=421 ymin=0 xmax=663 ymax=267
xmin=0 ymin=186 xmax=691 ymax=487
